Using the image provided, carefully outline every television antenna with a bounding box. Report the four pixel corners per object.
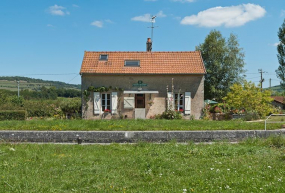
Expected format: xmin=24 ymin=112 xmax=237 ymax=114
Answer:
xmin=148 ymin=15 xmax=158 ymax=42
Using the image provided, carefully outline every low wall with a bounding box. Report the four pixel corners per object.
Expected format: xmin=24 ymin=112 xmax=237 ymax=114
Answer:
xmin=0 ymin=130 xmax=284 ymax=143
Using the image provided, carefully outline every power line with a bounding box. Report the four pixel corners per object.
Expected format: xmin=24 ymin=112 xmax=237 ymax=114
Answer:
xmin=67 ymin=74 xmax=80 ymax=84
xmin=247 ymin=76 xmax=260 ymax=79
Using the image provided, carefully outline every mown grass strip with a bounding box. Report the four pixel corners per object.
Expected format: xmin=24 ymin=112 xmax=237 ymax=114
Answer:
xmin=0 ymin=137 xmax=285 ymax=192
xmin=0 ymin=119 xmax=281 ymax=131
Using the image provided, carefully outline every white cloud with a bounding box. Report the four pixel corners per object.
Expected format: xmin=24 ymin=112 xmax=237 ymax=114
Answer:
xmin=131 ymin=14 xmax=152 ymax=22
xmin=281 ymin=10 xmax=285 ymax=17
xmin=157 ymin=11 xmax=166 ymax=17
xmin=273 ymin=42 xmax=280 ymax=47
xmin=145 ymin=0 xmax=157 ymax=1
xmin=171 ymin=0 xmax=195 ymax=3
xmin=72 ymin=4 xmax=79 ymax=8
xmin=47 ymin=5 xmax=69 ymax=16
xmin=181 ymin=3 xmax=266 ymax=27
xmin=174 ymin=16 xmax=182 ymax=20
xmin=105 ymin=19 xmax=114 ymax=23
xmin=131 ymin=11 xmax=166 ymax=22
xmin=47 ymin=24 xmax=55 ymax=27
xmin=91 ymin=21 xmax=103 ymax=28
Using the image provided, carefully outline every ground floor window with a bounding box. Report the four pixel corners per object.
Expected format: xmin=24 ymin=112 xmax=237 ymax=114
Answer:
xmin=94 ymin=92 xmax=117 ymax=114
xmin=175 ymin=93 xmax=184 ymax=111
xmin=101 ymin=93 xmax=111 ymax=112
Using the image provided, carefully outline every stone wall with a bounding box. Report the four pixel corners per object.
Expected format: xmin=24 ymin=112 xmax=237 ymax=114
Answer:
xmin=1 ymin=130 xmax=284 ymax=143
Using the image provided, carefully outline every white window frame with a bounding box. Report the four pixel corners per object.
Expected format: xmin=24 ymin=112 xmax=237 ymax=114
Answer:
xmin=175 ymin=93 xmax=184 ymax=111
xmin=94 ymin=92 xmax=118 ymax=114
xmin=101 ymin=93 xmax=111 ymax=112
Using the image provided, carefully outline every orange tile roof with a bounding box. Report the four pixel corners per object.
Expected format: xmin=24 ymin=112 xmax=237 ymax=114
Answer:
xmin=271 ymin=96 xmax=284 ymax=104
xmin=80 ymin=51 xmax=206 ymax=74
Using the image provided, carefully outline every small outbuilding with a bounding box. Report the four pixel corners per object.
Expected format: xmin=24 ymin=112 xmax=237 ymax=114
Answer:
xmin=271 ymin=96 xmax=285 ymax=110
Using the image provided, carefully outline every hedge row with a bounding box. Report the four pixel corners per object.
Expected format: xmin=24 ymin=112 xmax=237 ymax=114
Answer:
xmin=0 ymin=110 xmax=27 ymax=121
xmin=0 ymin=98 xmax=82 ymax=119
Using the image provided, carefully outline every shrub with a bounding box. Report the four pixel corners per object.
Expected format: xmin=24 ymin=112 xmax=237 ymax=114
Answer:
xmin=223 ymin=81 xmax=274 ymax=117
xmin=210 ymin=106 xmax=222 ymax=113
xmin=201 ymin=105 xmax=211 ymax=120
xmin=242 ymin=111 xmax=260 ymax=121
xmin=0 ymin=110 xmax=26 ymax=120
xmin=24 ymin=100 xmax=61 ymax=117
xmin=60 ymin=98 xmax=81 ymax=114
xmin=60 ymin=98 xmax=81 ymax=119
xmin=161 ymin=110 xmax=182 ymax=120
xmin=10 ymin=96 xmax=24 ymax=107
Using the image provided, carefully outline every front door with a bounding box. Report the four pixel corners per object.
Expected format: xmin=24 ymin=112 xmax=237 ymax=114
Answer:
xmin=135 ymin=94 xmax=145 ymax=119
xmin=135 ymin=94 xmax=145 ymax=108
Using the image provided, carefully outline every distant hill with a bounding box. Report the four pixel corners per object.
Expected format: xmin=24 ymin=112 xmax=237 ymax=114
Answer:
xmin=0 ymin=76 xmax=81 ymax=91
xmin=268 ymin=85 xmax=283 ymax=93
xmin=263 ymin=85 xmax=285 ymax=95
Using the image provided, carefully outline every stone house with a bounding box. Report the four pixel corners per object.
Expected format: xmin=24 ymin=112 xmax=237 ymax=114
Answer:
xmin=79 ymin=39 xmax=206 ymax=119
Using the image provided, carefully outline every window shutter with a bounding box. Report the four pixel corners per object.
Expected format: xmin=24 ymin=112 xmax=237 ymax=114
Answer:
xmin=124 ymin=97 xmax=135 ymax=109
xmin=111 ymin=92 xmax=118 ymax=114
xmin=167 ymin=92 xmax=174 ymax=110
xmin=94 ymin=92 xmax=101 ymax=114
xmin=185 ymin=92 xmax=191 ymax=115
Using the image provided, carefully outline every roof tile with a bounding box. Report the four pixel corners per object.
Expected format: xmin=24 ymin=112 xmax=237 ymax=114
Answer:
xmin=80 ymin=51 xmax=206 ymax=74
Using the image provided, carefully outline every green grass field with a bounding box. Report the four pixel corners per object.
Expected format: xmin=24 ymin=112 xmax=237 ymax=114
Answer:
xmin=0 ymin=80 xmax=48 ymax=91
xmin=1 ymin=137 xmax=284 ymax=192
xmin=0 ymin=119 xmax=282 ymax=131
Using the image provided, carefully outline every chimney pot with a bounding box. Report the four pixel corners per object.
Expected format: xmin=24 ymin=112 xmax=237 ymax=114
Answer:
xmin=146 ymin=38 xmax=152 ymax=52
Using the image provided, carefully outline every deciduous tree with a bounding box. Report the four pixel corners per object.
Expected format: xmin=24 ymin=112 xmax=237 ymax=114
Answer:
xmin=223 ymin=81 xmax=274 ymax=117
xmin=276 ymin=19 xmax=285 ymax=90
xmin=196 ymin=30 xmax=245 ymax=101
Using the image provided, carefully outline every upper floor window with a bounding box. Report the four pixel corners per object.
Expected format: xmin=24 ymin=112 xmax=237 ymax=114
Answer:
xmin=99 ymin=54 xmax=108 ymax=60
xmin=125 ymin=60 xmax=140 ymax=67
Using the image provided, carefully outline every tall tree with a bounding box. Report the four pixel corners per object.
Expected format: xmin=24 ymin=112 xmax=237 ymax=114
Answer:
xmin=196 ymin=30 xmax=245 ymax=101
xmin=276 ymin=19 xmax=285 ymax=90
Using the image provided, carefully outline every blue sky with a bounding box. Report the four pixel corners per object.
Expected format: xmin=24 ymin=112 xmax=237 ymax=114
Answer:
xmin=0 ymin=0 xmax=284 ymax=87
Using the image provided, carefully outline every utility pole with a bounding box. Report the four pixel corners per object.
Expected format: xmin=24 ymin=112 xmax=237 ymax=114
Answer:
xmin=258 ymin=69 xmax=266 ymax=91
xmin=269 ymin=78 xmax=271 ymax=89
xmin=17 ymin=81 xmax=20 ymax=98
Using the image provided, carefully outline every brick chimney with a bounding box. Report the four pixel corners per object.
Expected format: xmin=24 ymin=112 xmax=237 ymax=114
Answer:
xmin=146 ymin=38 xmax=152 ymax=52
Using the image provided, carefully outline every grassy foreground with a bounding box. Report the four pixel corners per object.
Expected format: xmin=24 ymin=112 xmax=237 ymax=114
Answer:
xmin=1 ymin=137 xmax=285 ymax=192
xmin=0 ymin=119 xmax=282 ymax=131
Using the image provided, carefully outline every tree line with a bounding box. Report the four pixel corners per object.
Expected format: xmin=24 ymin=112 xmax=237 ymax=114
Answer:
xmin=0 ymin=76 xmax=81 ymax=89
